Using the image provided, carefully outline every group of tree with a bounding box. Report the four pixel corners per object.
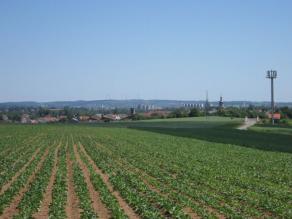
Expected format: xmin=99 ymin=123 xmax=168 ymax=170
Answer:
xmin=1 ymin=105 xmax=292 ymax=123
xmin=163 ymin=106 xmax=292 ymax=120
xmin=167 ymin=108 xmax=202 ymax=118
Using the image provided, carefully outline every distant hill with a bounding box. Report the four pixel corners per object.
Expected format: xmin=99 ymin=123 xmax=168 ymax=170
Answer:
xmin=0 ymin=99 xmax=291 ymax=108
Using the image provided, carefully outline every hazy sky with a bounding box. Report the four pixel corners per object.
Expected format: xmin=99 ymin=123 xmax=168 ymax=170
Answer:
xmin=0 ymin=0 xmax=291 ymax=102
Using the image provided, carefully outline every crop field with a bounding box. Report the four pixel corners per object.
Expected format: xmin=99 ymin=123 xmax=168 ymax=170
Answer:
xmin=0 ymin=118 xmax=292 ymax=219
xmin=250 ymin=122 xmax=292 ymax=136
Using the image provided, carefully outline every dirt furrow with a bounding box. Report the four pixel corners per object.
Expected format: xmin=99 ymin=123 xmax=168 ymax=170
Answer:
xmin=32 ymin=144 xmax=61 ymax=219
xmin=79 ymin=144 xmax=140 ymax=219
xmin=140 ymin=173 xmax=224 ymax=219
xmin=65 ymin=149 xmax=80 ymax=219
xmin=1 ymin=148 xmax=49 ymax=219
xmin=183 ymin=207 xmax=201 ymax=219
xmin=94 ymin=142 xmax=222 ymax=219
xmin=73 ymin=144 xmax=110 ymax=219
xmin=0 ymin=148 xmax=41 ymax=196
xmin=138 ymin=170 xmax=201 ymax=218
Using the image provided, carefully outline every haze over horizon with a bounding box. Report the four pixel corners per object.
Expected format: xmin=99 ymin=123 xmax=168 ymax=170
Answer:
xmin=1 ymin=1 xmax=291 ymax=102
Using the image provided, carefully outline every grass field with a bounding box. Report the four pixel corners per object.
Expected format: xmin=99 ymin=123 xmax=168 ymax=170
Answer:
xmin=0 ymin=117 xmax=291 ymax=218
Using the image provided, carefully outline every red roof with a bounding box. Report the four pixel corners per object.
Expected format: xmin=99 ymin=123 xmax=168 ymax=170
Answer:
xmin=268 ymin=113 xmax=281 ymax=120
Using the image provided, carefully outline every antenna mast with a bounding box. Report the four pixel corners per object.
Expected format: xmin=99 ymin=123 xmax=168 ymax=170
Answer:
xmin=266 ymin=70 xmax=277 ymax=125
xmin=205 ymin=90 xmax=209 ymax=119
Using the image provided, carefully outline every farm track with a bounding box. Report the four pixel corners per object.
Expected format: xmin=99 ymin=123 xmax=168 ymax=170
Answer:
xmin=94 ymin=141 xmax=227 ymax=219
xmin=32 ymin=143 xmax=61 ymax=219
xmin=1 ymin=148 xmax=49 ymax=219
xmin=79 ymin=143 xmax=140 ymax=219
xmin=65 ymin=148 xmax=80 ymax=219
xmin=0 ymin=148 xmax=41 ymax=196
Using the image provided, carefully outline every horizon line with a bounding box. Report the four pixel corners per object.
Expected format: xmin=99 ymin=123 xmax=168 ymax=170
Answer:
xmin=1 ymin=99 xmax=292 ymax=104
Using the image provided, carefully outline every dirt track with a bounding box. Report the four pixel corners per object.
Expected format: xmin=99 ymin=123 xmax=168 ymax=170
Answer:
xmin=237 ymin=118 xmax=257 ymax=130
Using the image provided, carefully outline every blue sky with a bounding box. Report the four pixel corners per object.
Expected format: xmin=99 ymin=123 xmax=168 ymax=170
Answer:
xmin=0 ymin=0 xmax=291 ymax=102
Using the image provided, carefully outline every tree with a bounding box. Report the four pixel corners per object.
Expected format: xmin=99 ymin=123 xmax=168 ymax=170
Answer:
xmin=64 ymin=107 xmax=74 ymax=120
xmin=189 ymin=108 xmax=200 ymax=117
xmin=8 ymin=112 xmax=21 ymax=121
xmin=280 ymin=107 xmax=292 ymax=119
xmin=170 ymin=108 xmax=188 ymax=118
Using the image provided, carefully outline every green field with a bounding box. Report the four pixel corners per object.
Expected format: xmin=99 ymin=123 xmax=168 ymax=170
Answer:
xmin=92 ymin=116 xmax=242 ymax=128
xmin=0 ymin=117 xmax=291 ymax=218
xmin=250 ymin=121 xmax=292 ymax=136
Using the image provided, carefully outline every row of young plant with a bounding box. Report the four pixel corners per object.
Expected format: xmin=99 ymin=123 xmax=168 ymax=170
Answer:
xmin=82 ymin=138 xmax=164 ymax=218
xmin=0 ymin=137 xmax=27 ymax=158
xmin=90 ymin=128 xmax=292 ymax=218
xmin=13 ymin=144 xmax=57 ymax=218
xmin=76 ymin=142 xmax=128 ymax=219
xmin=88 ymin=140 xmax=216 ymax=219
xmin=0 ymin=130 xmax=41 ymax=165
xmin=52 ymin=124 xmax=291 ymax=218
xmin=110 ymin=137 xmax=265 ymax=218
xmin=80 ymin=136 xmax=189 ymax=219
xmin=87 ymin=136 xmax=216 ymax=219
xmin=0 ymin=126 xmax=30 ymax=153
xmin=116 ymin=134 xmax=292 ymax=218
xmin=68 ymin=139 xmax=98 ymax=219
xmin=0 ymin=126 xmax=42 ymax=157
xmin=94 ymin=125 xmax=292 ymax=188
xmin=0 ymin=141 xmax=47 ymax=214
xmin=49 ymin=141 xmax=68 ymax=218
xmin=0 ymin=137 xmax=41 ymax=189
xmin=93 ymin=136 xmax=253 ymax=218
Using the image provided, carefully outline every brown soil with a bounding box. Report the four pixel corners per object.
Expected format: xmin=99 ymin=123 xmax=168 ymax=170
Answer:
xmin=1 ymin=148 xmax=49 ymax=219
xmin=136 ymin=169 xmax=202 ymax=218
xmin=0 ymin=148 xmax=41 ymax=196
xmin=206 ymin=206 xmax=225 ymax=219
xmin=183 ymin=207 xmax=201 ymax=219
xmin=32 ymin=144 xmax=61 ymax=219
xmin=95 ymin=143 xmax=221 ymax=219
xmin=131 ymin=162 xmax=225 ymax=218
xmin=79 ymin=144 xmax=140 ymax=219
xmin=73 ymin=144 xmax=110 ymax=219
xmin=65 ymin=148 xmax=80 ymax=219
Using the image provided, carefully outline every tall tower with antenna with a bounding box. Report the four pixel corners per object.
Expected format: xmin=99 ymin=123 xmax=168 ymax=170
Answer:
xmin=266 ymin=70 xmax=277 ymax=125
xmin=219 ymin=95 xmax=224 ymax=109
xmin=205 ymin=91 xmax=210 ymax=118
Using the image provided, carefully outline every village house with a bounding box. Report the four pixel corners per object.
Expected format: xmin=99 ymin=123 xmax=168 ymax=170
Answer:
xmin=21 ymin=114 xmax=31 ymax=124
